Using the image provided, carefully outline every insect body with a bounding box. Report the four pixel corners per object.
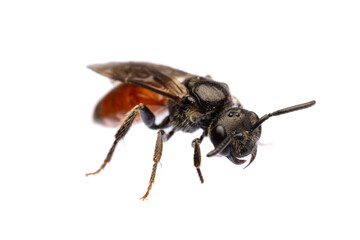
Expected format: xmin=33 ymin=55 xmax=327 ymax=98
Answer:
xmin=86 ymin=62 xmax=316 ymax=200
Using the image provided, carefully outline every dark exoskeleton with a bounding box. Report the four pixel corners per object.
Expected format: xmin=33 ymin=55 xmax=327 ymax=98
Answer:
xmin=86 ymin=62 xmax=316 ymax=200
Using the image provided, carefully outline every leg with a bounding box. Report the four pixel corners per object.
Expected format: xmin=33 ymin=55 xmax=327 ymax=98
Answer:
xmin=192 ymin=131 xmax=207 ymax=183
xmin=139 ymin=105 xmax=171 ymax=129
xmin=140 ymin=130 xmax=166 ymax=200
xmin=163 ymin=129 xmax=175 ymax=141
xmin=86 ymin=103 xmax=168 ymax=176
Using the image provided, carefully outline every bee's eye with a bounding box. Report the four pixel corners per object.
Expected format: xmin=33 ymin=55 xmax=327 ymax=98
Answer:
xmin=210 ymin=125 xmax=231 ymax=156
xmin=211 ymin=125 xmax=226 ymax=146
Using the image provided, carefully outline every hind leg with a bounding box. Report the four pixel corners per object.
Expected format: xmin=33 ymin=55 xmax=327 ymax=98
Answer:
xmin=86 ymin=103 xmax=170 ymax=176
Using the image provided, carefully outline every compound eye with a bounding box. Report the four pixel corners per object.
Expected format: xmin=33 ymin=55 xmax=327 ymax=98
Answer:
xmin=211 ymin=125 xmax=226 ymax=147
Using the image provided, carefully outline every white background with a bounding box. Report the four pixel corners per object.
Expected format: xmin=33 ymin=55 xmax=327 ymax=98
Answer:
xmin=1 ymin=0 xmax=359 ymax=239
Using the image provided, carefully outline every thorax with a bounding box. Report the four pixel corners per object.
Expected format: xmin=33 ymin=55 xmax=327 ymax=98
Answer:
xmin=168 ymin=76 xmax=234 ymax=133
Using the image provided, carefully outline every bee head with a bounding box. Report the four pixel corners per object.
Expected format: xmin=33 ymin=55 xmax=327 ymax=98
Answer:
xmin=207 ymin=108 xmax=261 ymax=165
xmin=207 ymin=100 xmax=316 ymax=167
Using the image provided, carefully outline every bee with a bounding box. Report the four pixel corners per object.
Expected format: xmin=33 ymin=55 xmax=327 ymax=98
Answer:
xmin=86 ymin=62 xmax=316 ymax=200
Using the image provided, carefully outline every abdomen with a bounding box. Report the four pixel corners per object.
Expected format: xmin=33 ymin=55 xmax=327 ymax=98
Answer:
xmin=94 ymin=84 xmax=168 ymax=127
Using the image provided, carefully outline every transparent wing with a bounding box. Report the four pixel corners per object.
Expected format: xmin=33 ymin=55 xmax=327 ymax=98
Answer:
xmin=88 ymin=62 xmax=194 ymax=99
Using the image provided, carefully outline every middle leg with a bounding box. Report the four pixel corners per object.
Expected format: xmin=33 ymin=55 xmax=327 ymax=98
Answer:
xmin=140 ymin=130 xmax=166 ymax=200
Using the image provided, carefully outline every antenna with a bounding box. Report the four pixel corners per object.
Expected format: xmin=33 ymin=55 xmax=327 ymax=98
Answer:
xmin=250 ymin=100 xmax=316 ymax=132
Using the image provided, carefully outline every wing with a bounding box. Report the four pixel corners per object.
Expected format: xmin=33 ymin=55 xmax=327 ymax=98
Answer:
xmin=94 ymin=83 xmax=168 ymax=127
xmin=88 ymin=62 xmax=194 ymax=99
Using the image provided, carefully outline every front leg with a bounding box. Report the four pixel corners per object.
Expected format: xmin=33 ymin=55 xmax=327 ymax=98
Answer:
xmin=192 ymin=131 xmax=207 ymax=183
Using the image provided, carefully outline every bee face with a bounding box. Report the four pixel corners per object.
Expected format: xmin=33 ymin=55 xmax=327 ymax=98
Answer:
xmin=209 ymin=108 xmax=261 ymax=162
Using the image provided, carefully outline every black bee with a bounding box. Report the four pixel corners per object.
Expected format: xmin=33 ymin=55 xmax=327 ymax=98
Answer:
xmin=86 ymin=62 xmax=316 ymax=200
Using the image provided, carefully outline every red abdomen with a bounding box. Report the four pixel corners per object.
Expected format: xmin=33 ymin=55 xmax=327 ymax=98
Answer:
xmin=94 ymin=84 xmax=168 ymax=127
